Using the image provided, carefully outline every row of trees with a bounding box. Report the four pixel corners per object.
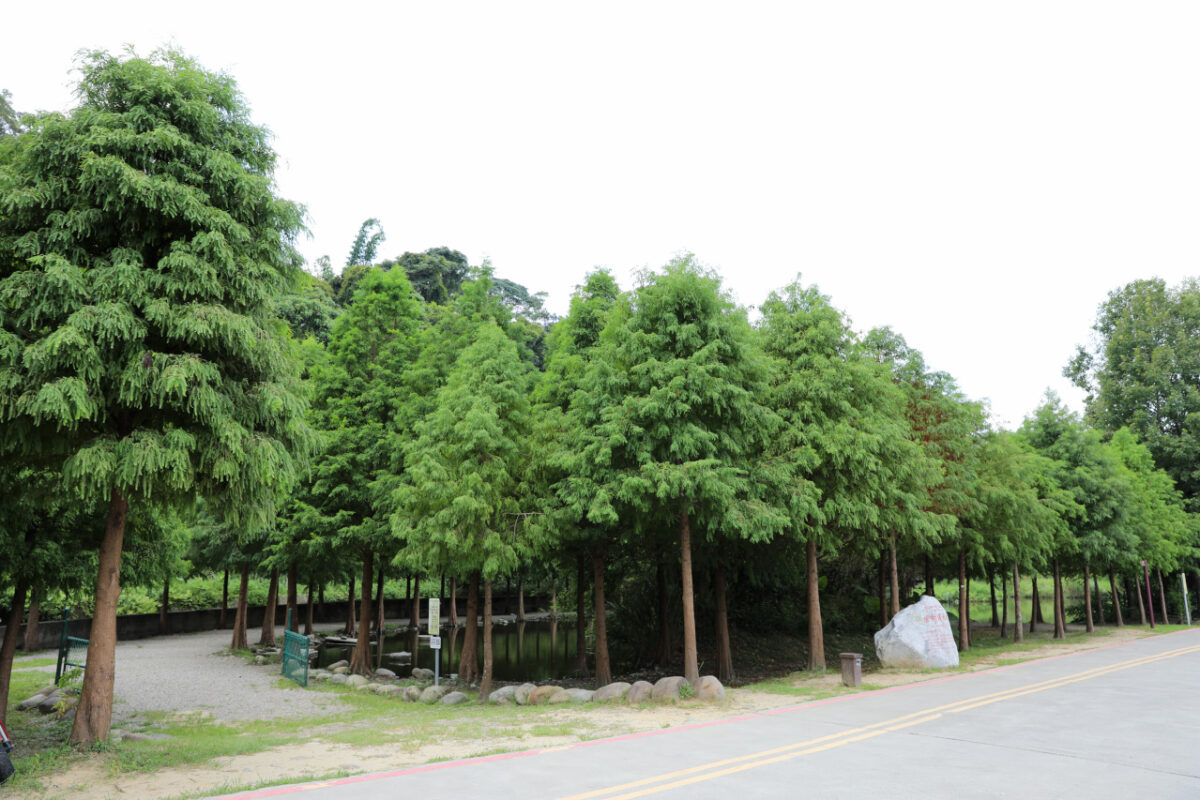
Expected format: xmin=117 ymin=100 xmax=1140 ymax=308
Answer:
xmin=2 ymin=52 xmax=1198 ymax=749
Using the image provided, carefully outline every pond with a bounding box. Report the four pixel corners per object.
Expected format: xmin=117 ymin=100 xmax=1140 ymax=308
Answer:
xmin=315 ymin=617 xmax=584 ymax=682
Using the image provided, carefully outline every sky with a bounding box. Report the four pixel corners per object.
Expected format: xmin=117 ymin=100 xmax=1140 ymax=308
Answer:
xmin=5 ymin=2 xmax=1200 ymax=429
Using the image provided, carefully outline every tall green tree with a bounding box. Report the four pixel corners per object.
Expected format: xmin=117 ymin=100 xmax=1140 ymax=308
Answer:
xmin=0 ymin=50 xmax=314 ymax=744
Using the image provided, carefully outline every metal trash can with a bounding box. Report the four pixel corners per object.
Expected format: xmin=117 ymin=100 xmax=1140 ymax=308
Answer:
xmin=839 ymin=652 xmax=862 ymax=687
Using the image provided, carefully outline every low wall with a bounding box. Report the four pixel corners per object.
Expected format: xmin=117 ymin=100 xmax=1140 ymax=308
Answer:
xmin=2 ymin=593 xmax=550 ymax=652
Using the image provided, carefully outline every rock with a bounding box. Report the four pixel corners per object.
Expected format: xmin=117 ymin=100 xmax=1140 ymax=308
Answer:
xmin=18 ymin=694 xmax=47 ymax=711
xmin=328 ymin=659 xmax=349 ymax=669
xmin=513 ymin=683 xmax=538 ymax=705
xmin=345 ymin=674 xmax=369 ymax=689
xmin=627 ymin=681 xmax=654 ymax=704
xmin=693 ymin=675 xmax=725 ymax=701
xmin=488 ymin=685 xmax=517 ymax=704
xmin=527 ymin=685 xmax=563 ymax=705
xmin=333 ymin=666 xmax=349 ymax=675
xmin=651 ymin=676 xmax=690 ymax=702
xmin=410 ymin=668 xmax=435 ymax=682
xmin=420 ymin=685 xmax=452 ymax=704
xmin=440 ymin=691 xmax=469 ymax=705
xmin=254 ymin=656 xmax=267 ymax=666
xmin=330 ymin=674 xmax=348 ymax=685
xmin=403 ymin=686 xmax=423 ymax=702
xmin=546 ymin=688 xmax=573 ymax=704
xmin=380 ymin=685 xmax=404 ymax=697
xmin=38 ymin=694 xmax=63 ymax=714
xmin=374 ymin=668 xmax=397 ymax=679
xmin=356 ymin=682 xmax=379 ymax=692
xmin=874 ymin=595 xmax=959 ymax=669
xmin=565 ymin=688 xmax=594 ymax=703
xmin=593 ymin=682 xmax=632 ymax=703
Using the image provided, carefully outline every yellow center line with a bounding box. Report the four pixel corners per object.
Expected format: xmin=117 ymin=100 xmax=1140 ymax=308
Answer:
xmin=558 ymin=642 xmax=1200 ymax=800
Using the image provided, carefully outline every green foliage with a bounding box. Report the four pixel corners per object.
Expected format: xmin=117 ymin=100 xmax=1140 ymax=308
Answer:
xmin=345 ymin=218 xmax=385 ymax=268
xmin=0 ymin=89 xmax=20 ymax=137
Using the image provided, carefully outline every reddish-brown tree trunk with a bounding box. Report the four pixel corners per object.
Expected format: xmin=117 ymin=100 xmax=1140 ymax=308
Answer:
xmin=924 ymin=553 xmax=934 ymax=597
xmin=957 ymin=550 xmax=969 ymax=652
xmin=714 ymin=561 xmax=733 ymax=683
xmin=1052 ymin=558 xmax=1065 ymax=639
xmin=680 ymin=505 xmax=699 ymax=685
xmin=1094 ymin=574 xmax=1105 ymax=625
xmin=517 ymin=574 xmax=526 ymax=623
xmin=989 ymin=569 xmax=999 ymax=628
xmin=22 ymin=585 xmax=40 ymax=652
xmin=448 ymin=577 xmax=458 ymax=627
xmin=258 ymin=568 xmax=279 ymax=647
xmin=159 ymin=576 xmax=170 ymax=635
xmin=0 ymin=559 xmax=31 ymax=723
xmin=317 ymin=582 xmax=325 ymax=621
xmin=219 ymin=568 xmax=229 ymax=630
xmin=458 ymin=572 xmax=480 ymax=683
xmin=349 ymin=552 xmax=374 ymax=675
xmin=1134 ymin=571 xmax=1147 ymax=625
xmin=479 ymin=579 xmax=494 ymax=701
xmin=889 ymin=534 xmax=900 ymax=617
xmin=1084 ymin=564 xmax=1095 ymax=633
xmin=574 ymin=555 xmax=588 ymax=676
xmin=807 ymin=538 xmax=825 ymax=671
xmin=410 ymin=575 xmax=420 ymax=630
xmin=344 ymin=575 xmax=356 ymax=636
xmin=1157 ymin=568 xmax=1169 ymax=623
xmin=1000 ymin=570 xmax=1008 ymax=638
xmin=71 ymin=492 xmax=128 ymax=746
xmin=1110 ymin=569 xmax=1124 ymax=627
xmin=287 ymin=563 xmax=299 ymax=633
xmin=655 ymin=559 xmax=671 ymax=668
xmin=593 ymin=553 xmax=612 ymax=686
xmin=1029 ymin=575 xmax=1040 ymax=633
xmin=1012 ymin=562 xmax=1024 ymax=643
xmin=305 ymin=581 xmax=314 ymax=636
xmin=376 ymin=562 xmax=386 ymax=639
xmin=230 ymin=564 xmax=250 ymax=650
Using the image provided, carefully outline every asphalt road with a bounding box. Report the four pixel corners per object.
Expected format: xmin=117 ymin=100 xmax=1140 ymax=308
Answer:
xmin=214 ymin=628 xmax=1200 ymax=800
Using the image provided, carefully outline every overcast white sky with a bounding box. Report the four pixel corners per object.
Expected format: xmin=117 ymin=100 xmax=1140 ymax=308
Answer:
xmin=5 ymin=2 xmax=1199 ymax=429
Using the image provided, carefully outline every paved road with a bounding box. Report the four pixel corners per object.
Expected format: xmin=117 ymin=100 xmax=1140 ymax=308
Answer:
xmin=214 ymin=629 xmax=1200 ymax=799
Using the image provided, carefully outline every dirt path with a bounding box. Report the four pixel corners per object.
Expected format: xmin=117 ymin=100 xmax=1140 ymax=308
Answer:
xmin=20 ymin=626 xmax=1158 ymax=800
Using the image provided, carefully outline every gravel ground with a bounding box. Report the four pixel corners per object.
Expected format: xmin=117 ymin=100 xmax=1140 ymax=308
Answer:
xmin=94 ymin=628 xmax=345 ymax=724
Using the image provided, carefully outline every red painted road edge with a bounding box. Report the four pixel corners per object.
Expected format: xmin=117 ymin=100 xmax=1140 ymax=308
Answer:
xmin=219 ymin=627 xmax=1198 ymax=799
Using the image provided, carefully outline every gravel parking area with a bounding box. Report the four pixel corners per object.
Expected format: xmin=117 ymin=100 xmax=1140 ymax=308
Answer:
xmin=102 ymin=627 xmax=344 ymax=724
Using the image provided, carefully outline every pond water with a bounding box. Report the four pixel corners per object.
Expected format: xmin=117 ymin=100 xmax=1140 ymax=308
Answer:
xmin=315 ymin=618 xmax=583 ymax=682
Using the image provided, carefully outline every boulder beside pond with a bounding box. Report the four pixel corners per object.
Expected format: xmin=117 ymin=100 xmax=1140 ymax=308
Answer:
xmin=627 ymin=681 xmax=654 ymax=704
xmin=420 ymin=685 xmax=452 ymax=704
xmin=651 ymin=676 xmax=690 ymax=702
xmin=488 ymin=685 xmax=518 ymax=704
xmin=874 ymin=595 xmax=959 ymax=669
xmin=693 ymin=675 xmax=725 ymax=701
xmin=593 ymin=682 xmax=631 ymax=703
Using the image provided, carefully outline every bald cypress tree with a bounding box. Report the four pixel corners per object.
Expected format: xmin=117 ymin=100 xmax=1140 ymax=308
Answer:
xmin=0 ymin=50 xmax=313 ymax=745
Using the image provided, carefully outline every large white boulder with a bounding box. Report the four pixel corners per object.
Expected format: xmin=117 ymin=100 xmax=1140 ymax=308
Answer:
xmin=874 ymin=595 xmax=959 ymax=669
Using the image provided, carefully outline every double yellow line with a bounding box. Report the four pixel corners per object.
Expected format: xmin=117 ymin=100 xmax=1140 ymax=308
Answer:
xmin=560 ymin=642 xmax=1200 ymax=800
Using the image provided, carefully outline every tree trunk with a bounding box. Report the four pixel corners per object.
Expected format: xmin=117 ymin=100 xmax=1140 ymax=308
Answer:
xmin=574 ymin=554 xmax=588 ymax=676
xmin=70 ymin=492 xmax=127 ymax=746
xmin=219 ymin=568 xmax=229 ymax=630
xmin=449 ymin=577 xmax=459 ymax=627
xmin=1157 ymin=568 xmax=1169 ymax=623
xmin=988 ymin=569 xmax=998 ymax=627
xmin=1029 ymin=575 xmax=1040 ymax=632
xmin=305 ymin=581 xmax=314 ymax=636
xmin=655 ymin=559 xmax=671 ymax=668
xmin=1000 ymin=570 xmax=1008 ymax=638
xmin=349 ymin=552 xmax=373 ymax=675
xmin=1134 ymin=571 xmax=1147 ymax=625
xmin=459 ymin=572 xmax=480 ymax=683
xmin=924 ymin=553 xmax=934 ymax=597
xmin=888 ymin=533 xmax=900 ymax=617
xmin=376 ymin=563 xmax=386 ymax=671
xmin=231 ymin=564 xmax=250 ymax=650
xmin=410 ymin=575 xmax=420 ymax=630
xmin=22 ymin=586 xmax=40 ymax=652
xmin=517 ymin=574 xmax=526 ymax=623
xmin=806 ymin=538 xmax=825 ymax=671
xmin=1084 ymin=564 xmax=1094 ymax=633
xmin=1094 ymin=572 xmax=1104 ymax=626
xmin=714 ymin=561 xmax=733 ymax=684
xmin=1052 ymin=557 xmax=1065 ymax=639
xmin=1110 ymin=568 xmax=1124 ymax=627
xmin=1011 ymin=562 xmax=1024 ymax=643
xmin=344 ymin=575 xmax=356 ymax=636
xmin=680 ymin=505 xmax=699 ymax=685
xmin=479 ymin=579 xmax=494 ymax=701
xmin=0 ymin=556 xmax=31 ymax=723
xmin=957 ymin=550 xmax=969 ymax=652
xmin=593 ymin=554 xmax=612 ymax=686
xmin=318 ymin=582 xmax=325 ymax=622
xmin=159 ymin=576 xmax=170 ymax=635
xmin=878 ymin=554 xmax=888 ymax=627
xmin=258 ymin=568 xmax=279 ymax=647
xmin=287 ymin=562 xmax=299 ymax=633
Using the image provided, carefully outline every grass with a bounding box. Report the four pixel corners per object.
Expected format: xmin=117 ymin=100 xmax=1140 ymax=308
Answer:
xmin=13 ymin=657 xmax=57 ymax=670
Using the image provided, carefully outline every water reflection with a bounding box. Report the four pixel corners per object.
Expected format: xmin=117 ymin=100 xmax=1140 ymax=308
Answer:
xmin=317 ymin=618 xmax=580 ymax=682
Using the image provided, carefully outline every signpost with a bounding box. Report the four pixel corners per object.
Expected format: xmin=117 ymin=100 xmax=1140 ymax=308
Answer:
xmin=428 ymin=597 xmax=442 ymax=685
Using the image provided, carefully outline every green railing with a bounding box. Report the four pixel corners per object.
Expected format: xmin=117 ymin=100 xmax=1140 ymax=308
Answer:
xmin=281 ymin=610 xmax=310 ymax=687
xmin=55 ymin=611 xmax=87 ymax=685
